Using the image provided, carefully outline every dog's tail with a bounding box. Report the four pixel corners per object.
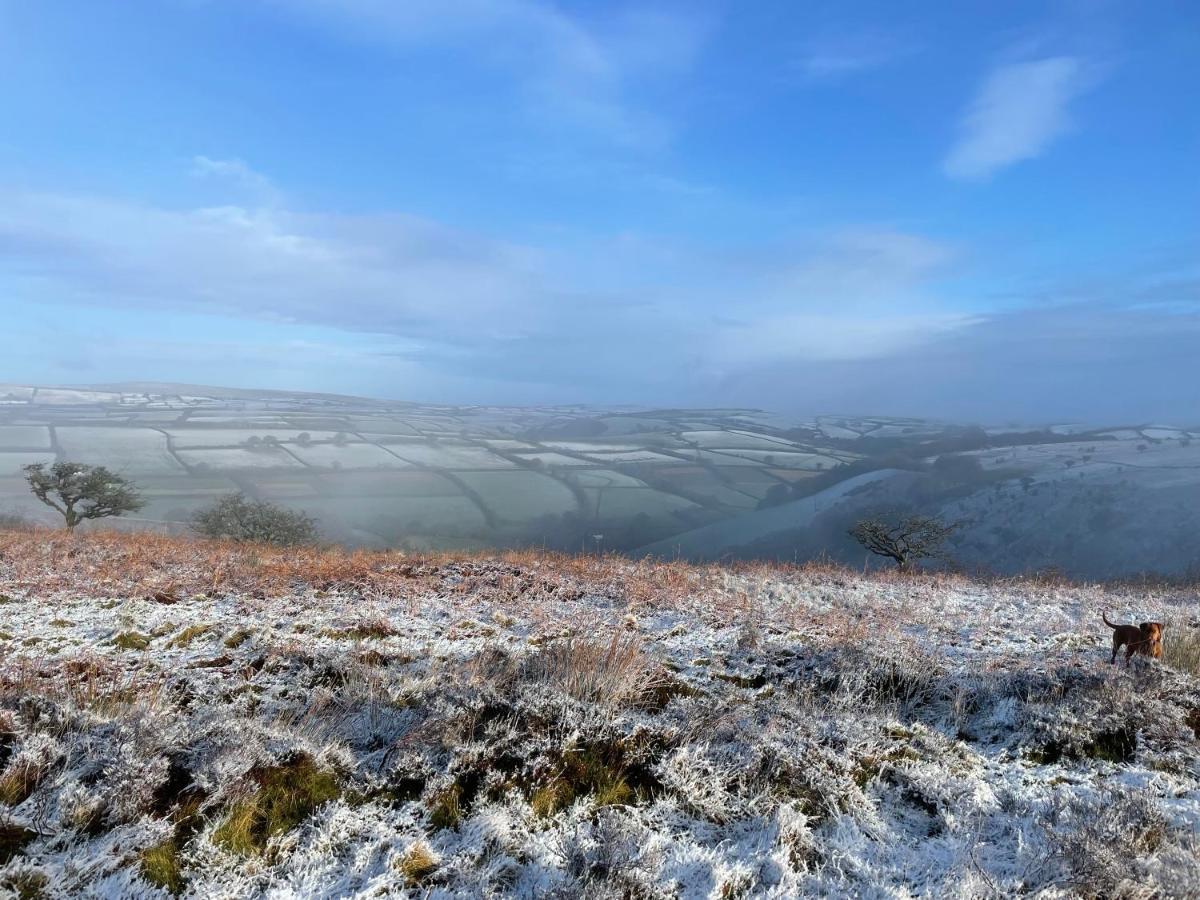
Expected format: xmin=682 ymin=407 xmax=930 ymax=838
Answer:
xmin=1102 ymin=612 xmax=1119 ymax=629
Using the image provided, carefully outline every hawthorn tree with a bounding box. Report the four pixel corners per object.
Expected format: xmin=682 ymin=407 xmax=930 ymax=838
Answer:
xmin=191 ymin=493 xmax=318 ymax=546
xmin=23 ymin=462 xmax=144 ymax=531
xmin=848 ymin=515 xmax=957 ymax=572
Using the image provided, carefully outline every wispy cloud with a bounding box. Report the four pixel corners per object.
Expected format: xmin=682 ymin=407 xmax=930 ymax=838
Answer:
xmin=261 ymin=0 xmax=712 ymax=148
xmin=944 ymin=56 xmax=1096 ymax=181
xmin=796 ymin=30 xmax=917 ymax=81
xmin=190 ymin=156 xmax=280 ymax=203
xmin=0 ymin=163 xmax=971 ymax=400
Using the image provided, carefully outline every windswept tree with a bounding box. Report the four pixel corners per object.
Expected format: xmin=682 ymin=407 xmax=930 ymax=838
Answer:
xmin=23 ymin=462 xmax=144 ymax=531
xmin=191 ymin=493 xmax=318 ymax=546
xmin=849 ymin=514 xmax=957 ymax=572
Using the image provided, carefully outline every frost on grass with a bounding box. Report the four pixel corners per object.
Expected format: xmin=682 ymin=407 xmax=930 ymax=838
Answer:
xmin=0 ymin=530 xmax=1199 ymax=897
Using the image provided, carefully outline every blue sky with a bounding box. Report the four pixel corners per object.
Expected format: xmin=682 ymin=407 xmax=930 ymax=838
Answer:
xmin=0 ymin=0 xmax=1196 ymax=422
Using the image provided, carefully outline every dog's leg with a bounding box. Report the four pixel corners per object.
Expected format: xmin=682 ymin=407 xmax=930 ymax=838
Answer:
xmin=1111 ymin=635 xmax=1121 ymax=664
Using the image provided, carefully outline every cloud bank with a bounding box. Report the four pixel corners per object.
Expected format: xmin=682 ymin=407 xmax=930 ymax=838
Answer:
xmin=2 ymin=157 xmax=1195 ymax=420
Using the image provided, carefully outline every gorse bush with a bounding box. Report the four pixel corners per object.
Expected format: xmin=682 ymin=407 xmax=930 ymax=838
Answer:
xmin=191 ymin=493 xmax=318 ymax=546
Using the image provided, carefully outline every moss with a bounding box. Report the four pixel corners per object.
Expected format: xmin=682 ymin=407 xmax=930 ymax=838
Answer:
xmin=113 ymin=631 xmax=151 ymax=651
xmin=167 ymin=624 xmax=212 ymax=649
xmin=0 ymin=595 xmax=13 ymax=604
xmin=140 ymin=839 xmax=185 ymax=895
xmin=212 ymin=756 xmax=340 ymax=856
xmin=396 ymin=842 xmax=439 ymax=886
xmin=21 ymin=638 xmax=41 ymax=648
xmin=48 ymin=619 xmax=72 ymax=628
xmin=0 ymin=632 xmax=11 ymax=641
xmin=224 ymin=628 xmax=253 ymax=649
xmin=0 ymin=822 xmax=36 ymax=864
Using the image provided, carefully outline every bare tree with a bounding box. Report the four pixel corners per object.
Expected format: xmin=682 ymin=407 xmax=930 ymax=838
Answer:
xmin=23 ymin=462 xmax=144 ymax=531
xmin=849 ymin=515 xmax=956 ymax=572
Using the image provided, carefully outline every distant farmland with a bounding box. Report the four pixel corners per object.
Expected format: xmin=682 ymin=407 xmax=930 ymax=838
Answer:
xmin=3 ymin=384 xmax=1199 ymax=577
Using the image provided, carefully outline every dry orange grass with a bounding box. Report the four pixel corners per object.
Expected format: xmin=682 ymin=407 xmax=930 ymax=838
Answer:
xmin=3 ymin=525 xmax=1189 ymax=612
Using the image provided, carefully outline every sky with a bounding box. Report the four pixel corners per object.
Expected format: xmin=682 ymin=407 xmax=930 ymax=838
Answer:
xmin=0 ymin=0 xmax=1197 ymax=423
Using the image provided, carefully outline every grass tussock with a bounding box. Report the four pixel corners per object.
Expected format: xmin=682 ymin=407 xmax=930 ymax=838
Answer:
xmin=140 ymin=839 xmax=185 ymax=895
xmin=0 ymin=759 xmax=51 ymax=808
xmin=427 ymin=784 xmax=462 ymax=830
xmin=396 ymin=842 xmax=439 ymax=886
xmin=212 ymin=756 xmax=340 ymax=856
xmin=1162 ymin=623 xmax=1200 ymax=675
xmin=524 ymin=631 xmax=662 ymax=709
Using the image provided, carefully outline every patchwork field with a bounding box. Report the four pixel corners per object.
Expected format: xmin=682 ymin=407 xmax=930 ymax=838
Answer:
xmin=0 ymin=530 xmax=1198 ymax=897
xmin=1 ymin=384 xmax=1198 ymax=577
xmin=0 ymin=384 xmax=847 ymax=552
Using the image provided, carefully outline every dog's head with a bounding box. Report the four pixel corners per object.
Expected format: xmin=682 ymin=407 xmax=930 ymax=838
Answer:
xmin=1139 ymin=622 xmax=1164 ymax=657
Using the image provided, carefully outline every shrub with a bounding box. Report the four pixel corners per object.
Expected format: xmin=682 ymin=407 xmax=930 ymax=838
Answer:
xmin=191 ymin=494 xmax=317 ymax=546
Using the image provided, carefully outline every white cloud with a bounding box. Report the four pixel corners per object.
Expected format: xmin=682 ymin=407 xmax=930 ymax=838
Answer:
xmin=943 ymin=56 xmax=1093 ymax=181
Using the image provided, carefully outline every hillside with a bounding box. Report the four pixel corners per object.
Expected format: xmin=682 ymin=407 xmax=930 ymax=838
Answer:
xmin=1 ymin=529 xmax=1198 ymax=897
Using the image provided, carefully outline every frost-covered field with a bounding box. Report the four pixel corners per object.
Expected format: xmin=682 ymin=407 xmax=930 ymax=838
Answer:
xmin=1 ymin=530 xmax=1199 ymax=898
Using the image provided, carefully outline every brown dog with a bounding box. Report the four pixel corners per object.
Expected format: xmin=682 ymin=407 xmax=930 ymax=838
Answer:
xmin=1103 ymin=613 xmax=1164 ymax=665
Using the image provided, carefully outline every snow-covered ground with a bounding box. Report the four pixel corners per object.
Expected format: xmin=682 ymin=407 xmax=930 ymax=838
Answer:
xmin=1 ymin=530 xmax=1198 ymax=898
